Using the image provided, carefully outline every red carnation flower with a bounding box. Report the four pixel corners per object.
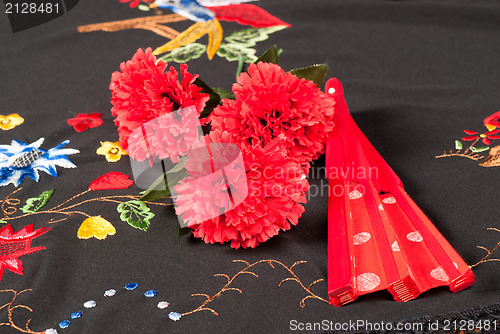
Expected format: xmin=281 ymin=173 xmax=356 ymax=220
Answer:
xmin=173 ymin=130 xmax=309 ymax=249
xmin=67 ymin=112 xmax=103 ymax=132
xmin=109 ymin=48 xmax=209 ymax=153
xmin=127 ymin=106 xmax=205 ymax=163
xmin=209 ymin=62 xmax=335 ymax=165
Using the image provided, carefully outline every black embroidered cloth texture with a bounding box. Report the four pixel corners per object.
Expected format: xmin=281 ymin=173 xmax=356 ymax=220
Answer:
xmin=0 ymin=0 xmax=499 ymax=333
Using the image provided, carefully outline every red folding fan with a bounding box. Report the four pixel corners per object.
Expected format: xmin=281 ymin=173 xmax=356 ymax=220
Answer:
xmin=325 ymin=78 xmax=474 ymax=306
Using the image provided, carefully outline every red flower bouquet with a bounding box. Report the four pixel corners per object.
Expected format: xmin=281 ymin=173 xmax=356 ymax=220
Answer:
xmin=109 ymin=48 xmax=209 ymax=155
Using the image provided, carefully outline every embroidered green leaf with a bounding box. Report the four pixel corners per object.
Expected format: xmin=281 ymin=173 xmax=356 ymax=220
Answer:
xmin=139 ymin=169 xmax=189 ymax=202
xmin=455 ymin=140 xmax=463 ymax=150
xmin=117 ymin=200 xmax=155 ymax=231
xmin=217 ymin=43 xmax=257 ymax=63
xmin=178 ymin=223 xmax=191 ymax=238
xmin=194 ymin=78 xmax=221 ymax=119
xmin=224 ymin=26 xmax=287 ymax=47
xmin=254 ymin=45 xmax=279 ymax=65
xmin=138 ymin=4 xmax=150 ymax=11
xmin=290 ymin=64 xmax=329 ymax=87
xmin=159 ymin=43 xmax=206 ymax=63
xmin=20 ymin=189 xmax=54 ymax=213
xmin=0 ymin=220 xmax=7 ymax=224
xmin=213 ymin=87 xmax=235 ymax=100
xmin=470 ymin=146 xmax=489 ymax=153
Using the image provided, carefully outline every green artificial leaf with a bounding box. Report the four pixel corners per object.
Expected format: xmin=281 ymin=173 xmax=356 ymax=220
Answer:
xmin=212 ymin=87 xmax=235 ymax=100
xmin=178 ymin=223 xmax=191 ymax=238
xmin=117 ymin=200 xmax=155 ymax=231
xmin=455 ymin=140 xmax=463 ymax=150
xmin=20 ymin=189 xmax=54 ymax=213
xmin=194 ymin=78 xmax=221 ymax=119
xmin=290 ymin=64 xmax=329 ymax=87
xmin=138 ymin=4 xmax=150 ymax=11
xmin=167 ymin=156 xmax=188 ymax=174
xmin=158 ymin=43 xmax=206 ymax=63
xmin=139 ymin=169 xmax=189 ymax=202
xmin=254 ymin=45 xmax=279 ymax=65
xmin=471 ymin=146 xmax=489 ymax=153
xmin=217 ymin=43 xmax=257 ymax=63
xmin=224 ymin=26 xmax=287 ymax=47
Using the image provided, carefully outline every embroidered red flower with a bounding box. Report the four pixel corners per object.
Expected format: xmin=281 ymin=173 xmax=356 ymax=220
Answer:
xmin=484 ymin=111 xmax=500 ymax=130
xmin=119 ymin=0 xmax=140 ymax=8
xmin=209 ymin=62 xmax=335 ymax=165
xmin=109 ymin=48 xmax=209 ymax=153
xmin=89 ymin=172 xmax=135 ymax=190
xmin=0 ymin=224 xmax=50 ymax=282
xmin=174 ymin=130 xmax=309 ymax=249
xmin=67 ymin=112 xmax=103 ymax=132
xmin=462 ymin=129 xmax=500 ymax=146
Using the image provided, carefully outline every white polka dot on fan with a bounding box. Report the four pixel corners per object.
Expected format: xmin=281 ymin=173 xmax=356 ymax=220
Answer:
xmin=353 ymin=232 xmax=371 ymax=245
xmin=378 ymin=204 xmax=384 ymax=211
xmin=430 ymin=266 xmax=449 ymax=282
xmin=407 ymin=231 xmax=423 ymax=242
xmin=382 ymin=197 xmax=396 ymax=204
xmin=356 ymin=273 xmax=381 ymax=292
xmin=391 ymin=241 xmax=400 ymax=251
xmin=349 ymin=190 xmax=363 ymax=200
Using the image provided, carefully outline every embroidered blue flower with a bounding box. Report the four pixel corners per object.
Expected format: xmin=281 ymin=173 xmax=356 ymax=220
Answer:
xmin=125 ymin=282 xmax=139 ymax=290
xmin=145 ymin=290 xmax=157 ymax=297
xmin=0 ymin=138 xmax=79 ymax=187
xmin=59 ymin=320 xmax=71 ymax=329
xmin=168 ymin=312 xmax=182 ymax=321
xmin=71 ymin=311 xmax=83 ymax=319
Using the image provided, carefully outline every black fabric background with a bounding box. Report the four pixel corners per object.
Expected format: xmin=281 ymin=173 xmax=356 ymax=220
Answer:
xmin=0 ymin=0 xmax=499 ymax=333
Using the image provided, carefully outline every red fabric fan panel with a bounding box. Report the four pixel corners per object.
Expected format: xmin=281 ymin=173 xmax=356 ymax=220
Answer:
xmin=325 ymin=78 xmax=474 ymax=306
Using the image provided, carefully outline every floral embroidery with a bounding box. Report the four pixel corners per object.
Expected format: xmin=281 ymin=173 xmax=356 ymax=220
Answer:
xmin=89 ymin=172 xmax=135 ymax=190
xmin=154 ymin=0 xmax=215 ymax=22
xmin=117 ymin=200 xmax=155 ymax=231
xmin=0 ymin=224 xmax=50 ymax=282
xmin=0 ymin=289 xmax=46 ymax=334
xmin=152 ymin=18 xmax=223 ymax=59
xmin=462 ymin=129 xmax=500 ymax=146
xmin=0 ymin=174 xmax=169 ymax=240
xmin=0 ymin=138 xmax=79 ymax=187
xmin=470 ymin=228 xmax=500 ymax=268
xmin=67 ymin=112 xmax=103 ymax=132
xmin=484 ymin=110 xmax=500 ymax=130
xmin=180 ymin=260 xmax=328 ymax=318
xmin=436 ymin=111 xmax=500 ymax=167
xmin=96 ymin=141 xmax=128 ymax=162
xmin=78 ymin=1 xmax=289 ymax=60
xmin=0 ymin=114 xmax=24 ymax=131
xmin=159 ymin=26 xmax=287 ymax=64
xmin=77 ymin=216 xmax=116 ymax=240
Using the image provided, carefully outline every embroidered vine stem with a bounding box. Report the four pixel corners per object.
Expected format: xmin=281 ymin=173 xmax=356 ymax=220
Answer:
xmin=435 ymin=138 xmax=485 ymax=161
xmin=0 ymin=188 xmax=172 ymax=224
xmin=0 ymin=289 xmax=43 ymax=334
xmin=470 ymin=228 xmax=500 ymax=268
xmin=77 ymin=14 xmax=187 ymax=39
xmin=182 ymin=259 xmax=329 ymax=317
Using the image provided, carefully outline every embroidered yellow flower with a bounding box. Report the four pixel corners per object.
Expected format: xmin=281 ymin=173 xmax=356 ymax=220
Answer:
xmin=77 ymin=216 xmax=116 ymax=240
xmin=96 ymin=141 xmax=128 ymax=162
xmin=0 ymin=114 xmax=24 ymax=130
